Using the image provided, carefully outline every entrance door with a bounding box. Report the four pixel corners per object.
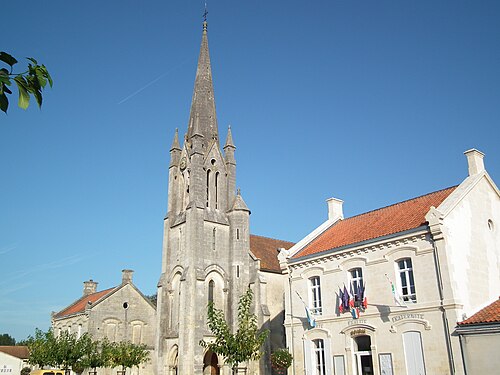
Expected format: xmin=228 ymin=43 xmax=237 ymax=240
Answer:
xmin=355 ymin=351 xmax=373 ymax=375
xmin=354 ymin=335 xmax=374 ymax=375
xmin=203 ymin=350 xmax=220 ymax=375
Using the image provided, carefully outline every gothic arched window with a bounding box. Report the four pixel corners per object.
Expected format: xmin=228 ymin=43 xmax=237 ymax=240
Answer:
xmin=208 ymin=280 xmax=215 ymax=304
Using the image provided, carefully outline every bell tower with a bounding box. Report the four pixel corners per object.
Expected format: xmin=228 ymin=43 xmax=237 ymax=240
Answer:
xmin=156 ymin=20 xmax=253 ymax=375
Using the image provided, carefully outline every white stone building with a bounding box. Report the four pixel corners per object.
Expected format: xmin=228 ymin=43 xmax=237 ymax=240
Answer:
xmin=0 ymin=347 xmax=29 ymax=375
xmin=155 ymin=20 xmax=293 ymax=375
xmin=52 ymin=270 xmax=157 ymax=375
xmin=279 ymin=149 xmax=499 ymax=375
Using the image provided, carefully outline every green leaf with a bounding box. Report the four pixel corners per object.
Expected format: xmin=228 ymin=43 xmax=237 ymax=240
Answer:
xmin=14 ymin=76 xmax=30 ymax=109
xmin=27 ymin=57 xmax=38 ymax=65
xmin=35 ymin=67 xmax=47 ymax=88
xmin=0 ymin=92 xmax=8 ymax=113
xmin=0 ymin=52 xmax=18 ymax=67
xmin=42 ymin=65 xmax=53 ymax=87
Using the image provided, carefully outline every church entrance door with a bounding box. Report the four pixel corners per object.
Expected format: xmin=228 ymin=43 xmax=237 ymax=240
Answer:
xmin=203 ymin=350 xmax=220 ymax=375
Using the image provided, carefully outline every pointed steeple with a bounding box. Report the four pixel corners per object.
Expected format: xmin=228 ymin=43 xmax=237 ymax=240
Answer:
xmin=224 ymin=125 xmax=235 ymax=148
xmin=187 ymin=21 xmax=218 ymax=151
xmin=170 ymin=128 xmax=181 ymax=151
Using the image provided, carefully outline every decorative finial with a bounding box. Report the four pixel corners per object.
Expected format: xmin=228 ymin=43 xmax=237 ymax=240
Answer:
xmin=237 ymin=188 xmax=241 ymax=196
xmin=203 ymin=1 xmax=208 ymax=23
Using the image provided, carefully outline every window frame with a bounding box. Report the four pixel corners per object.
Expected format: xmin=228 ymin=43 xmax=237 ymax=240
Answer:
xmin=397 ymin=258 xmax=417 ymax=303
xmin=309 ymin=276 xmax=323 ymax=315
xmin=312 ymin=339 xmax=326 ymax=375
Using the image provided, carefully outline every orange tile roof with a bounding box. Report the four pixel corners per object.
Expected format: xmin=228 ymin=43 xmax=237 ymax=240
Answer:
xmin=293 ymin=186 xmax=457 ymax=259
xmin=458 ymin=298 xmax=500 ymax=325
xmin=0 ymin=346 xmax=29 ymax=359
xmin=250 ymin=234 xmax=295 ymax=273
xmin=54 ymin=287 xmax=116 ymax=318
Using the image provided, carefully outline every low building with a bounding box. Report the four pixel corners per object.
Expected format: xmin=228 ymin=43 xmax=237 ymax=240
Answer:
xmin=455 ymin=297 xmax=500 ymax=375
xmin=52 ymin=270 xmax=156 ymax=375
xmin=280 ymin=149 xmax=499 ymax=375
xmin=0 ymin=346 xmax=30 ymax=375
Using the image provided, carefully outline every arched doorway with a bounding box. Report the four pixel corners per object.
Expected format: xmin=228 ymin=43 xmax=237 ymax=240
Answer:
xmin=354 ymin=335 xmax=373 ymax=375
xmin=203 ymin=350 xmax=220 ymax=375
xmin=167 ymin=345 xmax=178 ymax=375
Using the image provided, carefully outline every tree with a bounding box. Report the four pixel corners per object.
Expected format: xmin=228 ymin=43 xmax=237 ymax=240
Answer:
xmin=200 ymin=287 xmax=269 ymax=374
xmin=0 ymin=51 xmax=52 ymax=113
xmin=26 ymin=329 xmax=56 ymax=368
xmin=0 ymin=333 xmax=16 ymax=345
xmin=109 ymin=341 xmax=150 ymax=375
xmin=80 ymin=337 xmax=114 ymax=375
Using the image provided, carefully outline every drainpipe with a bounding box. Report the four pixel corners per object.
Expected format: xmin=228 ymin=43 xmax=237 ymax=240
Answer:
xmin=428 ymin=216 xmax=456 ymax=374
xmin=287 ymin=266 xmax=296 ymax=375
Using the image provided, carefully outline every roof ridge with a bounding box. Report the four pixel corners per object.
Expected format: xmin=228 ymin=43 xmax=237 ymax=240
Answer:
xmin=250 ymin=233 xmax=294 ymax=244
xmin=344 ymin=185 xmax=459 ymax=220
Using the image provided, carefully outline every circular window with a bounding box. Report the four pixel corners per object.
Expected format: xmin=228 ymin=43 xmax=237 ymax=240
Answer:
xmin=123 ymin=302 xmax=129 ymax=309
xmin=211 ymin=158 xmax=216 ymax=165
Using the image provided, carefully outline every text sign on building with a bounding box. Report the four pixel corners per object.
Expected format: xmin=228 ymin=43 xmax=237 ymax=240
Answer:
xmin=391 ymin=313 xmax=424 ymax=323
xmin=0 ymin=366 xmax=13 ymax=374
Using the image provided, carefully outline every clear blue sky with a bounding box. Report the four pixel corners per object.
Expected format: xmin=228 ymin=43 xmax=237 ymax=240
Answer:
xmin=1 ymin=1 xmax=499 ymax=341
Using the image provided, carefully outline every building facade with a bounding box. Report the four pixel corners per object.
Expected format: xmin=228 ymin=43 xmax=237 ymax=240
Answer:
xmin=154 ymin=21 xmax=292 ymax=375
xmin=52 ymin=270 xmax=157 ymax=375
xmin=455 ymin=297 xmax=500 ymax=374
xmin=280 ymin=149 xmax=500 ymax=375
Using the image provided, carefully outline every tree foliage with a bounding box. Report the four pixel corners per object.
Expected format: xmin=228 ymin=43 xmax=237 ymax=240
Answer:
xmin=25 ymin=329 xmax=148 ymax=375
xmin=109 ymin=341 xmax=150 ymax=374
xmin=200 ymin=287 xmax=269 ymax=371
xmin=0 ymin=51 xmax=52 ymax=113
xmin=0 ymin=333 xmax=16 ymax=345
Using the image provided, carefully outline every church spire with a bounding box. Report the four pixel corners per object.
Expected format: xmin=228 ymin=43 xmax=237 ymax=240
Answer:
xmin=187 ymin=20 xmax=218 ymax=150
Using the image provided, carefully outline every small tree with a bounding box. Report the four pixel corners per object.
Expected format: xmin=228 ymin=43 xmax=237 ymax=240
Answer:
xmin=109 ymin=341 xmax=149 ymax=375
xmin=26 ymin=329 xmax=56 ymax=368
xmin=200 ymin=287 xmax=269 ymax=374
xmin=0 ymin=52 xmax=52 ymax=113
xmin=81 ymin=337 xmax=114 ymax=375
xmin=270 ymin=348 xmax=293 ymax=375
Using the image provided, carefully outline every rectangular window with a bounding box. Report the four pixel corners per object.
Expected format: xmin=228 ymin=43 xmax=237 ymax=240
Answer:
xmin=313 ymin=339 xmax=326 ymax=375
xmin=310 ymin=276 xmax=322 ymax=315
xmin=398 ymin=258 xmax=417 ymax=302
xmin=350 ymin=268 xmax=363 ymax=297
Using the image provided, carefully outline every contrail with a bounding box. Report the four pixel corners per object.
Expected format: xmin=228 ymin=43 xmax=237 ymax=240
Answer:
xmin=0 ymin=244 xmax=16 ymax=255
xmin=118 ymin=57 xmax=192 ymax=105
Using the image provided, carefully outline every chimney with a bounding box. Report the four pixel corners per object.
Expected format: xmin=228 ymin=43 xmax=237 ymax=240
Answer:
xmin=83 ymin=279 xmax=98 ymax=296
xmin=326 ymin=197 xmax=344 ymax=220
xmin=464 ymin=149 xmax=485 ymax=176
xmin=122 ymin=269 xmax=134 ymax=284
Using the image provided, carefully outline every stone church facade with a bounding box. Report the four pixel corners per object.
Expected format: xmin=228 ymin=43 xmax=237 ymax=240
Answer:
xmin=154 ymin=20 xmax=293 ymax=375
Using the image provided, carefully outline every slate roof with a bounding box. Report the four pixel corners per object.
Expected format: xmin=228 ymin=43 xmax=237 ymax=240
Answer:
xmin=250 ymin=235 xmax=295 ymax=273
xmin=0 ymin=346 xmax=29 ymax=359
xmin=54 ymin=287 xmax=115 ymax=319
xmin=293 ymin=186 xmax=457 ymax=259
xmin=458 ymin=298 xmax=500 ymax=325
